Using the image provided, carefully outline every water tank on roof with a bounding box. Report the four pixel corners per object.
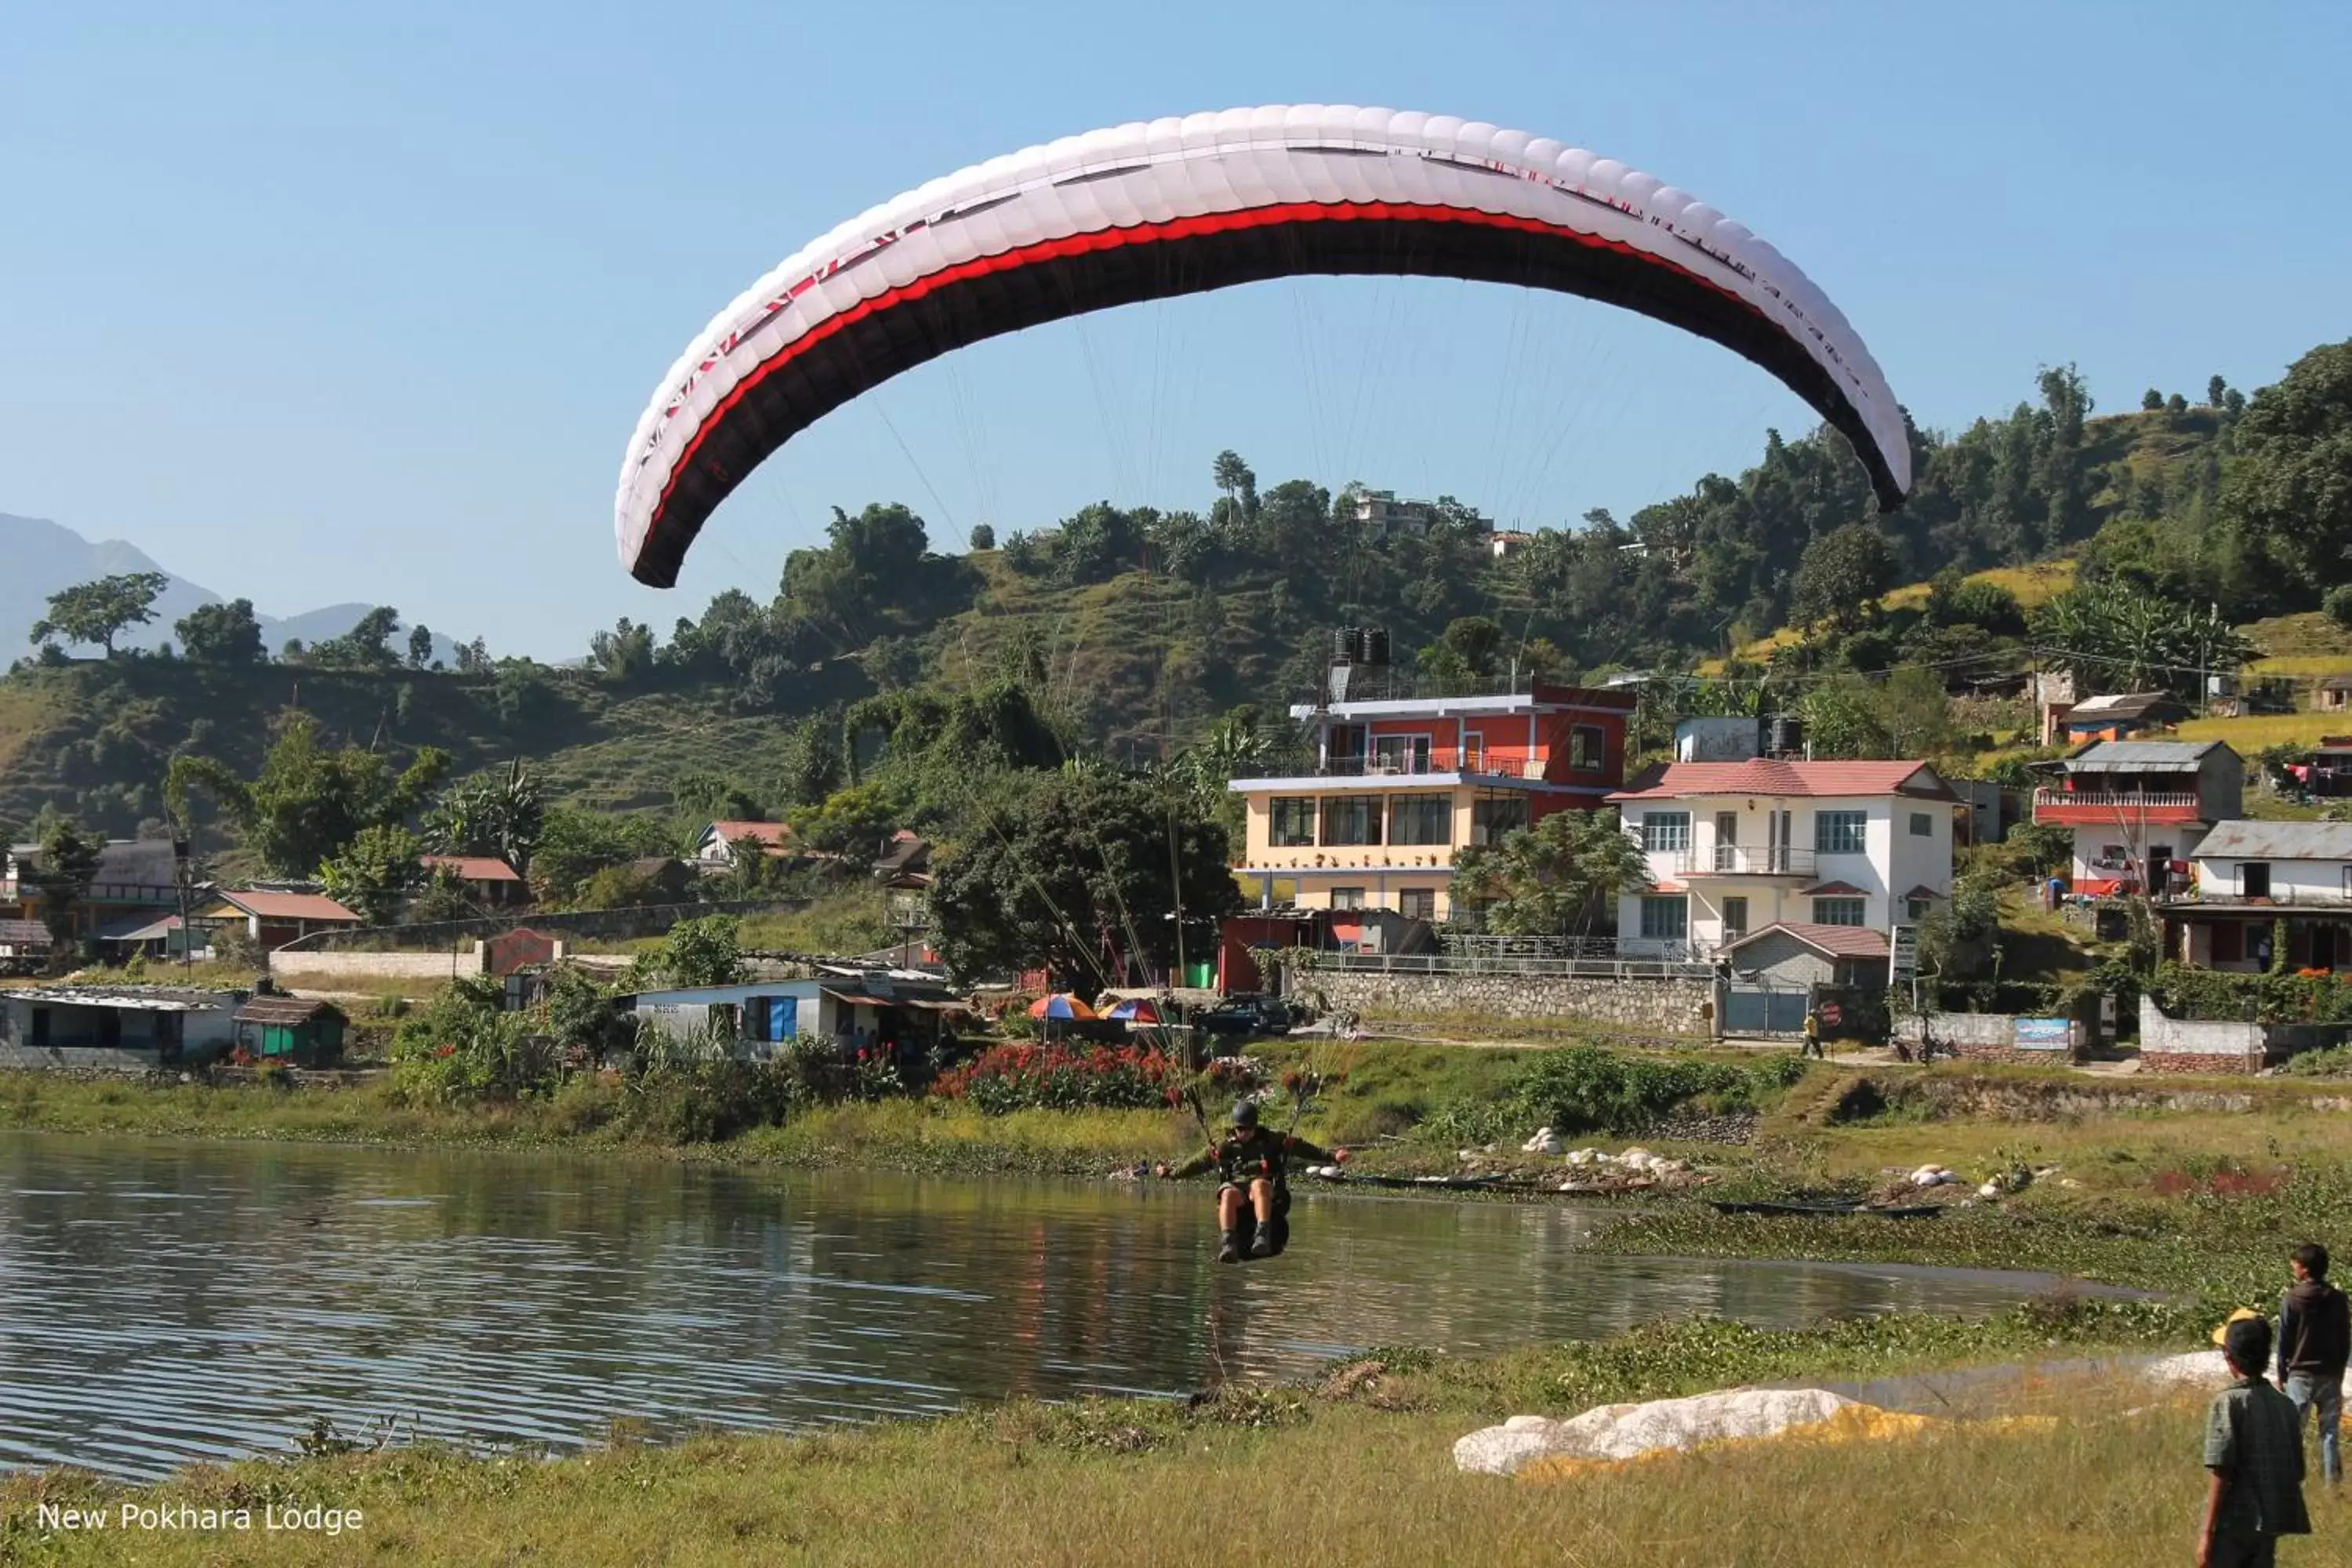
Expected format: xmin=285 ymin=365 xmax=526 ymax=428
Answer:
xmin=1766 ymin=713 xmax=1806 ymax=759
xmin=1360 ymin=627 xmax=1391 ymax=667
xmin=1333 ymin=626 xmax=1360 ymax=663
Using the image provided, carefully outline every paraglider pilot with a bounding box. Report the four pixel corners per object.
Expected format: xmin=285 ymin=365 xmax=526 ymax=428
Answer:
xmin=1156 ymin=1100 xmax=1345 ymax=1263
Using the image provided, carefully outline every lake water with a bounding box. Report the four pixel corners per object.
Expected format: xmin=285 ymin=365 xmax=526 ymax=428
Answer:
xmin=0 ymin=1131 xmax=2118 ymax=1480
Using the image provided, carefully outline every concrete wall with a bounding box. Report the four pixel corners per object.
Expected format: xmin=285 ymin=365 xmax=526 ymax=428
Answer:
xmin=0 ymin=1044 xmax=172 ymax=1072
xmin=270 ymin=948 xmax=487 ymax=981
xmin=1893 ymin=1010 xmax=2078 ymax=1066
xmin=1315 ymin=969 xmax=1716 ymax=1037
xmin=2139 ymin=996 xmax=2266 ymax=1074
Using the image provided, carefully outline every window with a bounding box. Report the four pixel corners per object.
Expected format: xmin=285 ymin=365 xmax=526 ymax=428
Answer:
xmin=1328 ymin=887 xmax=1366 ymax=910
xmin=1640 ymin=811 xmax=1691 ymax=854
xmin=1639 ymin=895 xmax=1689 ymax=941
xmin=1399 ymin=888 xmax=1438 ymax=921
xmin=2212 ymin=922 xmax=2245 ymax=964
xmin=1815 ymin=811 xmax=1868 ymax=855
xmin=1907 ymin=897 xmax=1933 ymax=921
xmin=1908 ymin=811 xmax=1934 ymax=837
xmin=1326 ymin=724 xmax=1366 ymax=771
xmin=1471 ymin=793 xmax=1529 ymax=845
xmin=1813 ymin=898 xmax=1867 ymax=927
xmin=1569 ymin=724 xmax=1605 ymax=772
xmin=1320 ymin=797 xmax=1382 ymax=846
xmin=1269 ymin=797 xmax=1318 ymax=847
xmin=1461 ymin=732 xmax=1486 ymax=773
xmin=2238 ymin=862 xmax=2272 ymax=899
xmin=1388 ymin=795 xmax=1452 ymax=846
xmin=1371 ymin=734 xmax=1432 ymax=775
xmin=1721 ymin=895 xmax=1749 ymax=943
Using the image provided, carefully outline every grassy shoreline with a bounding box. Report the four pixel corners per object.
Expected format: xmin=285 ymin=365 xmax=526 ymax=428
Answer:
xmin=0 ymin=1302 xmax=2273 ymax=1568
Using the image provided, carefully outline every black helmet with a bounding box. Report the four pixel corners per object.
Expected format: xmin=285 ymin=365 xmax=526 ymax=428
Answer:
xmin=1230 ymin=1099 xmax=1259 ymax=1128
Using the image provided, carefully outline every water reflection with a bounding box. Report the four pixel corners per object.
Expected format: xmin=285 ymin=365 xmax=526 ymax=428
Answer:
xmin=0 ymin=1133 xmax=2111 ymax=1480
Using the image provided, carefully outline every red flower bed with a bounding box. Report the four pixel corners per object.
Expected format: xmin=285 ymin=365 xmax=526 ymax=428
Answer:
xmin=933 ymin=1041 xmax=1180 ymax=1115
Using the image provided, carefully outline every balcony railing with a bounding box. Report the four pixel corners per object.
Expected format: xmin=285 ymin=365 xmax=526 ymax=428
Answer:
xmin=2032 ymin=789 xmax=2201 ymax=812
xmin=1672 ymin=847 xmax=1817 ymax=878
xmin=1239 ymin=751 xmax=1551 ymax=781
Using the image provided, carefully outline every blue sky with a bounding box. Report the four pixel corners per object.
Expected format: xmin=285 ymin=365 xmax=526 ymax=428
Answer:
xmin=5 ymin=2 xmax=2345 ymax=658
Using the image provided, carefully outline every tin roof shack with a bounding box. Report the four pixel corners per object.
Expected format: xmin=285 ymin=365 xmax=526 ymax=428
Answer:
xmin=195 ymin=889 xmax=363 ymax=952
xmin=2050 ymin=691 xmax=2190 ymax=745
xmin=0 ymin=918 xmax=54 ymax=975
xmin=0 ymin=985 xmax=239 ymax=1069
xmin=232 ymin=996 xmax=347 ymax=1065
xmin=618 ymin=970 xmax=968 ymax=1063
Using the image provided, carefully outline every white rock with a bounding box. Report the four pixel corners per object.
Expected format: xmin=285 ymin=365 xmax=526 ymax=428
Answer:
xmin=1454 ymin=1387 xmax=1857 ymax=1475
xmin=1620 ymin=1147 xmax=1653 ymax=1167
xmin=2143 ymin=1350 xmax=2230 ymax=1388
xmin=1978 ymin=1180 xmax=2003 ymax=1199
xmin=1566 ymin=1149 xmax=1600 ymax=1167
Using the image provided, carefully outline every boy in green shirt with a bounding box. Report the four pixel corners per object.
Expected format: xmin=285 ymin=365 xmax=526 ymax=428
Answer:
xmin=2201 ymin=1311 xmax=2311 ymax=1568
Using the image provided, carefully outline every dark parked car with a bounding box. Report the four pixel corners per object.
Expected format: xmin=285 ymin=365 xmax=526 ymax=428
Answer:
xmin=1197 ymin=996 xmax=1295 ymax=1037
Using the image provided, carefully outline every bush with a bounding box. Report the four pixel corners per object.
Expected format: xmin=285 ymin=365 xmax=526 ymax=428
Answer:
xmin=2327 ymin=584 xmax=2352 ymax=632
xmin=1508 ymin=1047 xmax=1805 ymax=1134
xmin=933 ymin=1042 xmax=1181 ymax=1115
xmin=2154 ymin=958 xmax=2352 ymax=1023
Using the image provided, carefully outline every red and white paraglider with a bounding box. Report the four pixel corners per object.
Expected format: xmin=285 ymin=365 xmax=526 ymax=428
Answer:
xmin=615 ymin=104 xmax=1909 ymax=587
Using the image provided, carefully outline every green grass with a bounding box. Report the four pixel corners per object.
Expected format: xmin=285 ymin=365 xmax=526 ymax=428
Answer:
xmin=0 ymin=1301 xmax=2249 ymax=1568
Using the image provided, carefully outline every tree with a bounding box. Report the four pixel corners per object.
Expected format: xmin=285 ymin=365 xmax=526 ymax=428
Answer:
xmin=1212 ymin=450 xmax=1254 ymax=508
xmin=423 ymin=760 xmax=545 ymax=874
xmin=788 ymin=782 xmax=902 ymax=862
xmin=175 ymin=599 xmax=267 ymax=665
xmin=1416 ymin=615 xmax=1507 ymax=689
xmin=928 ymin=770 xmax=1239 ymax=983
xmin=2166 ymin=392 xmax=2189 ymax=415
xmin=2032 ymin=579 xmax=2253 ymax=696
xmin=308 ymin=607 xmax=402 ymax=670
xmin=968 ymin=522 xmax=996 ymax=551
xmin=26 ymin=814 xmax=106 ymax=947
xmin=1791 ymin=524 xmax=1897 ymax=635
xmin=165 ymin=713 xmax=450 ymax=876
xmin=1922 ymin=568 xmax=2026 ymax=636
xmin=2209 ymin=375 xmax=2229 ymax=408
xmin=318 ymin=824 xmax=424 ymax=926
xmin=453 ymin=637 xmax=492 ymax=674
xmin=406 ymin=625 xmax=434 ymax=670
xmin=777 ymin=713 xmax=847 ymax=810
xmin=2143 ymin=389 xmax=2165 ymax=412
xmin=636 ymin=913 xmax=743 ymax=988
xmin=28 ymin=572 xmax=170 ymax=656
xmin=1452 ymin=808 xmax=1650 ymax=938
xmin=2222 ymin=339 xmax=2352 ymax=603
xmin=587 ymin=617 xmax=656 ymax=683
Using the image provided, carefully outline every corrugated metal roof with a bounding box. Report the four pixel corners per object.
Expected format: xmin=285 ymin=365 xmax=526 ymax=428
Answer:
xmin=2067 ymin=691 xmax=2184 ymax=718
xmin=2194 ymin=820 xmax=2352 ymax=861
xmin=2063 ymin=740 xmax=2223 ymax=771
xmin=234 ymin=996 xmax=338 ymax=1026
xmin=202 ymin=890 xmax=362 ymax=922
xmin=0 ymin=919 xmax=53 ymax=945
xmin=3 ymin=987 xmax=232 ymax=1011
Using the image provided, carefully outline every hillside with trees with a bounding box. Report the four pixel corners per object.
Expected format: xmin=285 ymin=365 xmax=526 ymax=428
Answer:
xmin=5 ymin=342 xmax=2347 ymax=917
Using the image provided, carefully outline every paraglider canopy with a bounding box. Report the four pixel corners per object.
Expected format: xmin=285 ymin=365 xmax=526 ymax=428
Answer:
xmin=616 ymin=104 xmax=1910 ymax=587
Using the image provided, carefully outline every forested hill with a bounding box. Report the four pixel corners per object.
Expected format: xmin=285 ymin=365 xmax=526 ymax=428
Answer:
xmin=7 ymin=344 xmax=2347 ymax=844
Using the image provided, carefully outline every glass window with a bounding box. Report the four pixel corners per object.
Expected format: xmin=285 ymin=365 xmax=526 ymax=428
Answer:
xmin=1722 ymin=895 xmax=1749 ymax=942
xmin=1461 ymin=732 xmax=1486 ymax=773
xmin=1813 ymin=898 xmax=1867 ymax=927
xmin=1908 ymin=811 xmax=1934 ymax=837
xmin=1906 ymin=897 xmax=1933 ymax=921
xmin=1270 ymin=804 xmax=1327 ymax=851
xmin=1570 ymin=724 xmax=1605 ymax=771
xmin=1321 ymin=796 xmax=1382 ymax=846
xmin=1388 ymin=795 xmax=1453 ymax=846
xmin=1815 ymin=811 xmax=1868 ymax=855
xmin=1641 ymin=811 xmax=1692 ymax=854
xmin=1399 ymin=888 xmax=1437 ymax=921
xmin=1371 ymin=734 xmax=1432 ymax=775
xmin=1328 ymin=887 xmax=1365 ymax=910
xmin=1639 ymin=895 xmax=1689 ymax=941
xmin=1269 ymin=797 xmax=1318 ymax=848
xmin=1471 ymin=793 xmax=1529 ymax=845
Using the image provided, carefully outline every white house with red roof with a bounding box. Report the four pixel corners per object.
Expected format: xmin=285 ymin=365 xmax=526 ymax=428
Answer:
xmin=693 ymin=821 xmax=794 ymax=873
xmin=1605 ymin=758 xmax=1957 ymax=964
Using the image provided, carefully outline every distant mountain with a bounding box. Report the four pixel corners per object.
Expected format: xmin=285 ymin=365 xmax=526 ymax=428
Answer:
xmin=0 ymin=513 xmax=464 ymax=663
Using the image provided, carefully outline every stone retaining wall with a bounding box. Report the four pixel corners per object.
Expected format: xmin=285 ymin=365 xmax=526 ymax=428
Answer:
xmin=2139 ymin=996 xmax=2267 ymax=1074
xmin=1315 ymin=971 xmax=1717 ymax=1038
xmin=1896 ymin=1011 xmax=2078 ymax=1067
